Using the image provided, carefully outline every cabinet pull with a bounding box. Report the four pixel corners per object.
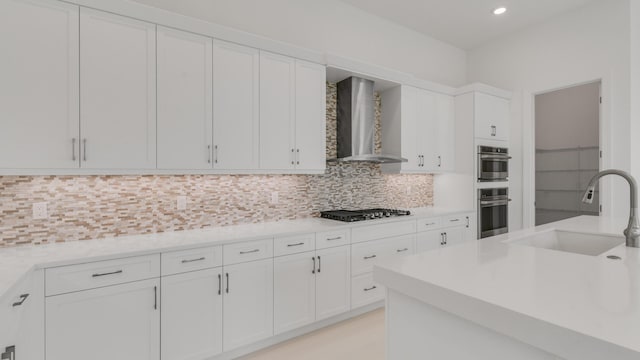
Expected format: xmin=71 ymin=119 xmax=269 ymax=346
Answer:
xmin=153 ymin=286 xmax=157 ymax=310
xmin=396 ymin=248 xmax=409 ymax=253
xmin=450 ymin=219 xmax=460 ymax=223
xmin=466 ymin=216 xmax=470 ymax=228
xmin=425 ymin=222 xmax=436 ymax=226
xmin=312 ymin=257 xmax=316 ymax=274
xmin=92 ymin=270 xmax=123 ymax=278
xmin=207 ymin=145 xmax=211 ymax=164
xmin=296 ymin=148 xmax=300 ymax=165
xmin=364 ymin=286 xmax=377 ymax=292
xmin=291 ymin=149 xmax=295 ymax=165
xmin=364 ymin=255 xmax=377 ymax=260
xmin=83 ymin=138 xmax=87 ymax=161
xmin=72 ymin=138 xmax=76 ymax=161
xmin=317 ymin=255 xmax=321 ymax=273
xmin=218 ymin=274 xmax=222 ymax=295
xmin=326 ymin=236 xmax=342 ymax=241
xmin=214 ymin=145 xmax=219 ymax=164
xmin=440 ymin=233 xmax=444 ymax=245
xmin=491 ymin=125 xmax=497 ymax=136
xmin=444 ymin=232 xmax=448 ymax=245
xmin=287 ymin=242 xmax=305 ymax=247
xmin=12 ymin=294 xmax=29 ymax=307
xmin=226 ymin=273 xmax=229 ymax=294
xmin=239 ymin=249 xmax=259 ymax=255
xmin=181 ymin=257 xmax=205 ymax=264
xmin=438 ymin=155 xmax=442 ymax=167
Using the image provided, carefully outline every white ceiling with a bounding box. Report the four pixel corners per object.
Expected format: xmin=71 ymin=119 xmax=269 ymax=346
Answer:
xmin=339 ymin=0 xmax=597 ymax=49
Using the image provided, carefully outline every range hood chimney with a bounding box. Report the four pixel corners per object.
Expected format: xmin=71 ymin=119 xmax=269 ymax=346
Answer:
xmin=330 ymin=77 xmax=407 ymax=164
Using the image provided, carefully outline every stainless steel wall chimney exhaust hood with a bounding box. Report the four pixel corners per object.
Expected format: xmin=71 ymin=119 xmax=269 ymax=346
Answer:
xmin=329 ymin=77 xmax=407 ymax=164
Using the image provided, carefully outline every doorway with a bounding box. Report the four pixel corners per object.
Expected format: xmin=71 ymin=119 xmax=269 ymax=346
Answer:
xmin=534 ymin=81 xmax=601 ymax=226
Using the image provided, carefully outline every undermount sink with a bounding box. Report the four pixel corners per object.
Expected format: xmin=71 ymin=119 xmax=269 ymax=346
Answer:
xmin=507 ymin=230 xmax=624 ymax=256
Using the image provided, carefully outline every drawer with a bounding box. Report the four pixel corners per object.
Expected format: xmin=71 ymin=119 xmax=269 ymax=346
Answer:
xmin=351 ymin=273 xmax=384 ymax=308
xmin=161 ymin=246 xmax=222 ymax=276
xmin=274 ymin=233 xmax=315 ymax=257
xmin=443 ymin=214 xmax=466 ymax=228
xmin=416 ymin=217 xmax=442 ymax=232
xmin=351 ymin=234 xmax=415 ymax=276
xmin=223 ymin=238 xmax=273 ymax=265
xmin=316 ymin=229 xmax=350 ymax=249
xmin=46 ymin=254 xmax=160 ymax=296
xmin=351 ymin=220 xmax=416 ymax=243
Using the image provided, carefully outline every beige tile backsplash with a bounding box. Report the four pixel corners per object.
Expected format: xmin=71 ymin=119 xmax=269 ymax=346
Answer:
xmin=0 ymin=83 xmax=433 ymax=247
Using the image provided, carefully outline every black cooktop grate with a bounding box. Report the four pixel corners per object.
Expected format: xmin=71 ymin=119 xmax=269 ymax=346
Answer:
xmin=320 ymin=208 xmax=411 ymax=222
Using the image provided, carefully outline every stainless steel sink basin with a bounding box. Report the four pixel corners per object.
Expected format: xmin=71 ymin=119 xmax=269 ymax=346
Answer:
xmin=506 ymin=230 xmax=624 ymax=256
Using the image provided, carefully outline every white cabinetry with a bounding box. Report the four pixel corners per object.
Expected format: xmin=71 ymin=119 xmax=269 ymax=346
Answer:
xmin=46 ymin=278 xmax=160 ymax=360
xmin=475 ymin=92 xmax=510 ymax=141
xmin=0 ymin=0 xmax=79 ymax=170
xmin=260 ymin=52 xmax=326 ymax=171
xmin=157 ymin=27 xmax=213 ymax=170
xmin=416 ymin=213 xmax=475 ymax=252
xmin=80 ymin=8 xmax=156 ymax=169
xmin=382 ymin=86 xmax=455 ymax=173
xmin=213 ymin=40 xmax=260 ymax=170
xmin=315 ymin=245 xmax=351 ymax=320
xmin=223 ymin=258 xmax=274 ymax=351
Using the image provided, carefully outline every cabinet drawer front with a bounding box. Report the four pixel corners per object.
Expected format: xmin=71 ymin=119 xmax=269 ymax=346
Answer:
xmin=161 ymin=246 xmax=222 ymax=276
xmin=351 ymin=220 xmax=416 ymax=243
xmin=316 ymin=229 xmax=350 ymax=249
xmin=351 ymin=234 xmax=415 ymax=276
xmin=45 ymin=254 xmax=160 ymax=296
xmin=351 ymin=273 xmax=384 ymax=308
xmin=416 ymin=217 xmax=442 ymax=232
xmin=274 ymin=233 xmax=315 ymax=257
xmin=443 ymin=214 xmax=466 ymax=228
xmin=223 ymin=239 xmax=273 ymax=265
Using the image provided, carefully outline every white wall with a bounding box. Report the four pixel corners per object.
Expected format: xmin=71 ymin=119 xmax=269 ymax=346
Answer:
xmin=131 ymin=0 xmax=467 ymax=87
xmin=468 ymin=0 xmax=631 ymax=227
xmin=631 ymin=2 xmax=640 ymax=182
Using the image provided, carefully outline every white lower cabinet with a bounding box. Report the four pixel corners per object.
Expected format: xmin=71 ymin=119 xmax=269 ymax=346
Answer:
xmin=416 ymin=224 xmax=469 ymax=252
xmin=161 ymin=268 xmax=223 ymax=360
xmin=351 ymin=273 xmax=384 ymax=309
xmin=223 ymin=258 xmax=274 ymax=351
xmin=45 ymin=278 xmax=160 ymax=360
xmin=274 ymin=245 xmax=351 ymax=335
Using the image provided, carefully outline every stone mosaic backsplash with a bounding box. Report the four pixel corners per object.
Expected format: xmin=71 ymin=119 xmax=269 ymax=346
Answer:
xmin=0 ymin=83 xmax=433 ymax=247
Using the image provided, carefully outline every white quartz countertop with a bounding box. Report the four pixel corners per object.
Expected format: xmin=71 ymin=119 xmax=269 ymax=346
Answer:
xmin=0 ymin=206 xmax=471 ymax=302
xmin=374 ymin=216 xmax=640 ymax=359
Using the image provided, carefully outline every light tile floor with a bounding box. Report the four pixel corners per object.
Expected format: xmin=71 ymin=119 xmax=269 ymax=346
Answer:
xmin=240 ymin=309 xmax=385 ymax=360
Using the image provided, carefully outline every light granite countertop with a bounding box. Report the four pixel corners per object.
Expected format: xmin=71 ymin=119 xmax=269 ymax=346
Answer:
xmin=374 ymin=215 xmax=640 ymax=359
xmin=0 ymin=206 xmax=472 ymax=302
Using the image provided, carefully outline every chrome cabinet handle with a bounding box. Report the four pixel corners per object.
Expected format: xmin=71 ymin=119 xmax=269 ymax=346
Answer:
xmin=364 ymin=255 xmax=377 ymax=260
xmin=425 ymin=222 xmax=436 ymax=226
xmin=287 ymin=242 xmax=305 ymax=247
xmin=417 ymin=155 xmax=422 ymax=167
xmin=218 ymin=273 xmax=222 ymax=295
xmin=154 ymin=286 xmax=157 ymax=310
xmin=444 ymin=232 xmax=448 ymax=245
xmin=226 ymin=273 xmax=229 ymax=294
xmin=239 ymin=249 xmax=259 ymax=255
xmin=92 ymin=270 xmax=123 ymax=278
xmin=12 ymin=294 xmax=29 ymax=307
xmin=291 ymin=149 xmax=295 ymax=165
xmin=208 ymin=145 xmax=211 ymax=164
xmin=396 ymin=248 xmax=409 ymax=253
xmin=440 ymin=233 xmax=444 ymax=245
xmin=364 ymin=286 xmax=377 ymax=292
xmin=312 ymin=257 xmax=316 ymax=274
xmin=296 ymin=148 xmax=300 ymax=165
xmin=450 ymin=219 xmax=460 ymax=223
xmin=438 ymin=155 xmax=442 ymax=167
xmin=491 ymin=125 xmax=497 ymax=136
xmin=326 ymin=236 xmax=342 ymax=241
xmin=181 ymin=257 xmax=205 ymax=264
xmin=83 ymin=138 xmax=87 ymax=161
xmin=214 ymin=145 xmax=218 ymax=164
xmin=466 ymin=216 xmax=470 ymax=228
xmin=72 ymin=138 xmax=76 ymax=161
xmin=317 ymin=255 xmax=321 ymax=273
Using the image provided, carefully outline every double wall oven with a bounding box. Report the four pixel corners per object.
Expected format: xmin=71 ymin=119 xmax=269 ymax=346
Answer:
xmin=478 ymin=188 xmax=509 ymax=239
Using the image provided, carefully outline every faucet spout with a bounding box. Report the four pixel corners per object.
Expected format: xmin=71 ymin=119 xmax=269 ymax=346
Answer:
xmin=582 ymin=170 xmax=640 ymax=247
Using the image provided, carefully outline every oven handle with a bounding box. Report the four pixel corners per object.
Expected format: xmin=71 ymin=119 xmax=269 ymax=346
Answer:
xmin=479 ymin=154 xmax=512 ymax=160
xmin=480 ymin=200 xmax=509 ymax=207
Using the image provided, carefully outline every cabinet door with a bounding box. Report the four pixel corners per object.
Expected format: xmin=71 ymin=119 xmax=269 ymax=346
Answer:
xmin=416 ymin=89 xmax=439 ymax=170
xmin=475 ymin=93 xmax=509 ymax=141
xmin=161 ymin=268 xmax=223 ymax=360
xmin=443 ymin=227 xmax=464 ymax=247
xmin=465 ymin=214 xmax=478 ymax=241
xmin=80 ymin=8 xmax=156 ymax=169
xmin=46 ymin=279 xmax=160 ymax=360
xmin=213 ymin=40 xmax=260 ymax=170
xmin=315 ymin=246 xmax=351 ymax=321
xmin=223 ymin=259 xmax=274 ymax=351
xmin=157 ymin=27 xmax=213 ymax=170
xmin=295 ymin=60 xmax=326 ymax=171
xmin=416 ymin=230 xmax=444 ymax=253
xmin=259 ymin=51 xmax=295 ymax=170
xmin=400 ymin=86 xmax=421 ymax=171
xmin=436 ymin=94 xmax=455 ymax=172
xmin=273 ymin=252 xmax=316 ymax=334
xmin=0 ymin=0 xmax=79 ymax=169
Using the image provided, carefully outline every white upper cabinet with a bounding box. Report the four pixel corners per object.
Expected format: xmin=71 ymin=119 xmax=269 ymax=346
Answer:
xmin=213 ymin=40 xmax=260 ymax=170
xmin=295 ymin=60 xmax=327 ymax=171
xmin=80 ymin=8 xmax=156 ymax=170
xmin=416 ymin=89 xmax=439 ymax=170
xmin=0 ymin=0 xmax=79 ymax=169
xmin=157 ymin=27 xmax=213 ymax=170
xmin=475 ymin=92 xmax=510 ymax=141
xmin=436 ymin=94 xmax=456 ymax=172
xmin=259 ymin=51 xmax=296 ymax=170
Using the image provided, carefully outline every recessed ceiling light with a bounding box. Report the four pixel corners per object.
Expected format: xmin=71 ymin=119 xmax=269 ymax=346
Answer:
xmin=493 ymin=7 xmax=507 ymax=15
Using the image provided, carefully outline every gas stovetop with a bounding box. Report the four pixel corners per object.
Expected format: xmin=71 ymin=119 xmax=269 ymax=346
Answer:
xmin=320 ymin=208 xmax=411 ymax=222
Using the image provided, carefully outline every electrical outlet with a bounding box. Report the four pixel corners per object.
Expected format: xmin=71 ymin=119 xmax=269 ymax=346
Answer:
xmin=33 ymin=202 xmax=48 ymax=219
xmin=177 ymin=196 xmax=187 ymax=211
xmin=270 ymin=192 xmax=279 ymax=204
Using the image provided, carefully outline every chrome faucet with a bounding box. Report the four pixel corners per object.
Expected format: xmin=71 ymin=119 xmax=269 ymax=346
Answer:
xmin=582 ymin=170 xmax=640 ymax=248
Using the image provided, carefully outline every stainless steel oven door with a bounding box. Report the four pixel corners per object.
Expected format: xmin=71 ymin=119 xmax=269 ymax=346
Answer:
xmin=478 ymin=153 xmax=510 ymax=182
xmin=478 ymin=189 xmax=509 ymax=239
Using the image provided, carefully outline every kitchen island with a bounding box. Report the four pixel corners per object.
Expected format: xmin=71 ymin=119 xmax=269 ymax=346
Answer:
xmin=374 ymin=216 xmax=640 ymax=360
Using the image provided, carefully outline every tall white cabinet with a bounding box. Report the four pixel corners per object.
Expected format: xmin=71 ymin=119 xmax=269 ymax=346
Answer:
xmin=0 ymin=0 xmax=79 ymax=169
xmin=80 ymin=8 xmax=157 ymax=169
